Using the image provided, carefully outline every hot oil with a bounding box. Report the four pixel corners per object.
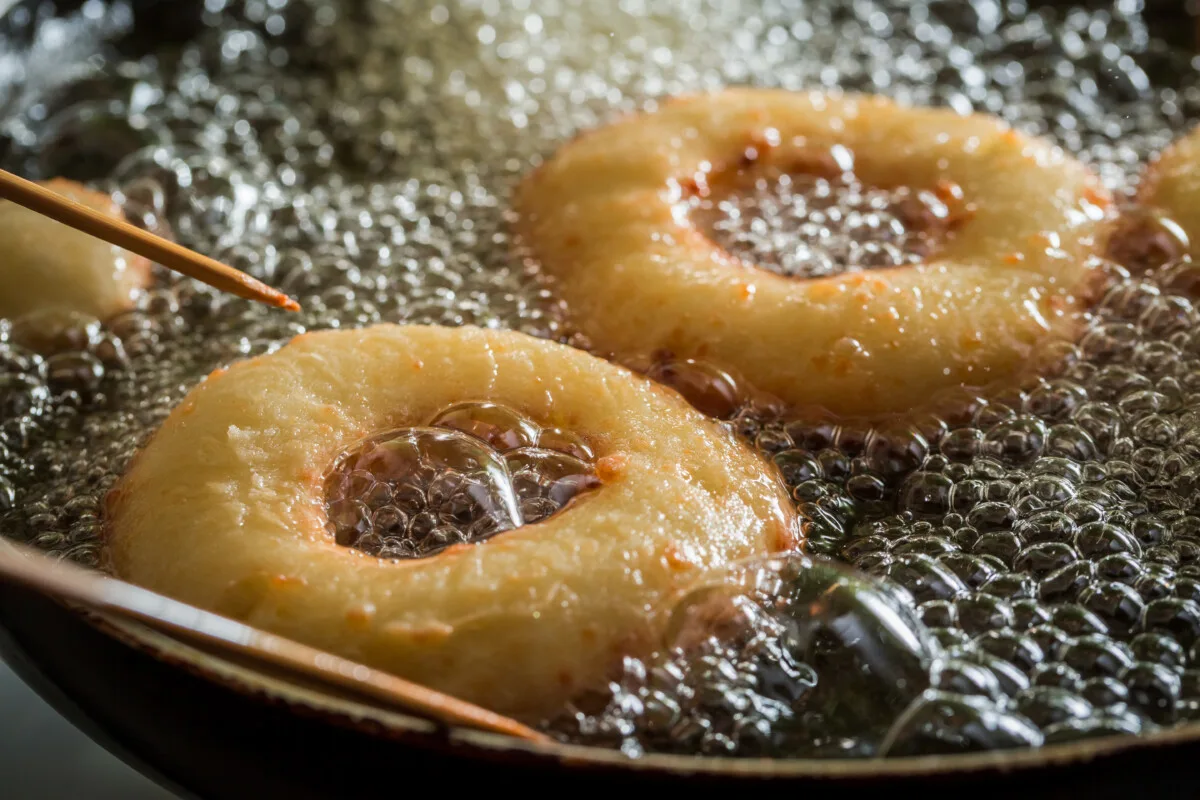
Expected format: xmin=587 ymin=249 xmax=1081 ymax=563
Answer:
xmin=691 ymin=159 xmax=965 ymax=279
xmin=1 ymin=0 xmax=1199 ymax=760
xmin=324 ymin=402 xmax=598 ymax=558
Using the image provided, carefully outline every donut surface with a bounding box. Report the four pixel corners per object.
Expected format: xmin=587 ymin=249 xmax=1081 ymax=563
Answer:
xmin=516 ymin=89 xmax=1111 ymax=417
xmin=105 ymin=324 xmax=799 ymax=719
xmin=0 ymin=178 xmax=150 ymax=323
xmin=1137 ymin=125 xmax=1200 ymax=258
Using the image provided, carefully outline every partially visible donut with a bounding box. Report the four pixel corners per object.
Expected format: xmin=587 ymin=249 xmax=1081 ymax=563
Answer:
xmin=1128 ymin=125 xmax=1200 ymax=265
xmin=105 ymin=324 xmax=799 ymax=719
xmin=516 ymin=89 xmax=1112 ymax=418
xmin=0 ymin=178 xmax=151 ymax=324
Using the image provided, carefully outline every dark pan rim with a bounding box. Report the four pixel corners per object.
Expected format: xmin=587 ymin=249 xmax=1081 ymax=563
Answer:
xmin=76 ymin=603 xmax=1200 ymax=780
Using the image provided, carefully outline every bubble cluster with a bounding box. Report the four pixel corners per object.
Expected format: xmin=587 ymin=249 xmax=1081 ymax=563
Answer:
xmin=325 ymin=402 xmax=598 ymax=558
xmin=547 ymin=554 xmax=939 ymax=757
xmin=694 ymin=164 xmax=965 ymax=279
xmin=553 ymin=242 xmax=1200 ymax=754
xmin=1 ymin=0 xmax=1200 ymax=761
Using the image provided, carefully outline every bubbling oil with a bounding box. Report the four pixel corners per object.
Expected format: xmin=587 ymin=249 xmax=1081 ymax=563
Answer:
xmin=2 ymin=0 xmax=1200 ymax=761
xmin=549 ymin=553 xmax=942 ymax=757
xmin=692 ymin=159 xmax=965 ymax=279
xmin=324 ymin=402 xmax=598 ymax=558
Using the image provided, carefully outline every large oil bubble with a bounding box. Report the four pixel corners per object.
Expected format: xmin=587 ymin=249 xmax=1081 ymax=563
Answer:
xmin=549 ymin=553 xmax=939 ymax=757
xmin=879 ymin=689 xmax=1043 ymax=756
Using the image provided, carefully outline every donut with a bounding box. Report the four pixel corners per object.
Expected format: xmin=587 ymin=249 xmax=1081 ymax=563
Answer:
xmin=515 ymin=89 xmax=1112 ymax=418
xmin=1124 ymin=125 xmax=1200 ymax=267
xmin=105 ymin=324 xmax=799 ymax=719
xmin=0 ymin=178 xmax=151 ymax=326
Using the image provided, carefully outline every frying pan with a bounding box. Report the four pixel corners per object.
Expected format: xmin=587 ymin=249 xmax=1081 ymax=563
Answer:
xmin=3 ymin=0 xmax=1200 ymax=797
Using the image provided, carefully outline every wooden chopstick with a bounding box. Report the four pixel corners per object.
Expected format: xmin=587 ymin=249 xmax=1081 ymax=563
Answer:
xmin=0 ymin=539 xmax=550 ymax=743
xmin=0 ymin=169 xmax=300 ymax=312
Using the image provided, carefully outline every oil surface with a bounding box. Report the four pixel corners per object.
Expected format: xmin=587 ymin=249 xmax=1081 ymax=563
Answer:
xmin=1 ymin=0 xmax=1200 ymax=760
xmin=324 ymin=402 xmax=598 ymax=558
xmin=693 ymin=165 xmax=962 ymax=279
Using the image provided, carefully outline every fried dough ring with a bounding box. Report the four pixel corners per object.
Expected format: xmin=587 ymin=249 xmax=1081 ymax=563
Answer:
xmin=105 ymin=324 xmax=799 ymax=719
xmin=0 ymin=179 xmax=150 ymax=323
xmin=516 ymin=89 xmax=1111 ymax=417
xmin=1137 ymin=125 xmax=1200 ymax=258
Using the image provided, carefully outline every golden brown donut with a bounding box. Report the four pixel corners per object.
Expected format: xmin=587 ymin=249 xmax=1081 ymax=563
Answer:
xmin=516 ymin=89 xmax=1112 ymax=417
xmin=1131 ymin=125 xmax=1200 ymax=262
xmin=0 ymin=178 xmax=151 ymax=324
xmin=105 ymin=324 xmax=799 ymax=719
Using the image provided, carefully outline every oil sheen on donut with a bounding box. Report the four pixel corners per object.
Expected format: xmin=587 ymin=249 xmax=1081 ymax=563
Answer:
xmin=104 ymin=324 xmax=800 ymax=720
xmin=516 ymin=89 xmax=1113 ymax=418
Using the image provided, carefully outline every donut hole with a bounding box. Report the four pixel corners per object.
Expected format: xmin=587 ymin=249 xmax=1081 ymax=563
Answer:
xmin=323 ymin=401 xmax=601 ymax=559
xmin=690 ymin=147 xmax=968 ymax=279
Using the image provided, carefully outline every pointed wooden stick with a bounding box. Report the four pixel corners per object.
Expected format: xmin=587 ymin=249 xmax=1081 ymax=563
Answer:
xmin=0 ymin=169 xmax=300 ymax=312
xmin=0 ymin=540 xmax=548 ymax=743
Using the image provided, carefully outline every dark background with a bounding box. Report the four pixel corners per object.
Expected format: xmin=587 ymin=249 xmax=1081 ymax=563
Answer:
xmin=1 ymin=659 xmax=173 ymax=799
